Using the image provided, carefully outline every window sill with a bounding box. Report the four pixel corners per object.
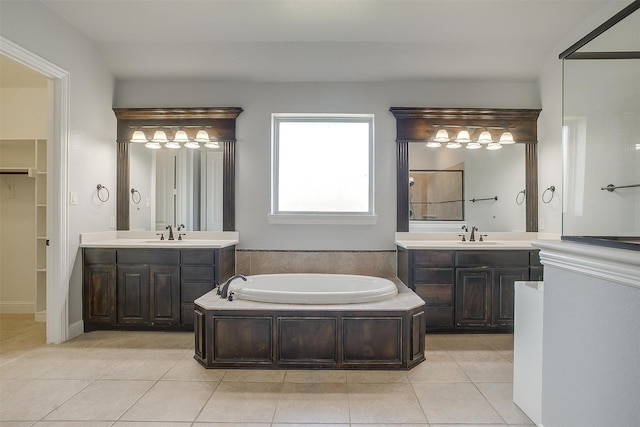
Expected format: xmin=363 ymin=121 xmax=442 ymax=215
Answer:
xmin=268 ymin=214 xmax=378 ymax=225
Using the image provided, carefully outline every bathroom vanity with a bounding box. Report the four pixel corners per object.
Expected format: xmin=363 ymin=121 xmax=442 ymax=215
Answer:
xmin=81 ymin=232 xmax=237 ymax=331
xmin=396 ymin=233 xmax=544 ymax=332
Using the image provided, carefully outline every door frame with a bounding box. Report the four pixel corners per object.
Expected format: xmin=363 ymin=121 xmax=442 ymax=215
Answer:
xmin=1 ymin=37 xmax=70 ymax=344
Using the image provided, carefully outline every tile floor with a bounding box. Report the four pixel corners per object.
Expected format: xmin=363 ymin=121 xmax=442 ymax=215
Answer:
xmin=0 ymin=314 xmax=533 ymax=426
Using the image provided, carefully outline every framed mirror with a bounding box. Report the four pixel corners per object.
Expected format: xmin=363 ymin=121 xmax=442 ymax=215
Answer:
xmin=114 ymin=107 xmax=243 ymax=231
xmin=390 ymin=107 xmax=540 ymax=232
xmin=409 ymin=170 xmax=464 ymax=221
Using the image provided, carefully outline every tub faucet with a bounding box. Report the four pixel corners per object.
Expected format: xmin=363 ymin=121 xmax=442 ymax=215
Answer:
xmin=166 ymin=225 xmax=174 ymax=240
xmin=218 ymin=274 xmax=247 ymax=299
xmin=469 ymin=226 xmax=478 ymax=242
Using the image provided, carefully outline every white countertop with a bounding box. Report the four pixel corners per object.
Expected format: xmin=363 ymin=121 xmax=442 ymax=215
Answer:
xmin=80 ymin=231 xmax=239 ymax=249
xmin=395 ymin=232 xmax=559 ymax=250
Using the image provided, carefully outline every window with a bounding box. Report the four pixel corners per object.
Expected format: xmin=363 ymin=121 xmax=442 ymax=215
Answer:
xmin=270 ymin=114 xmax=375 ymax=224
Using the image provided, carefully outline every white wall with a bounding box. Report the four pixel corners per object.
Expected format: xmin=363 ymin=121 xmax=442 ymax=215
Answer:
xmin=116 ymin=80 xmax=540 ymax=250
xmin=1 ymin=1 xmax=116 ymax=326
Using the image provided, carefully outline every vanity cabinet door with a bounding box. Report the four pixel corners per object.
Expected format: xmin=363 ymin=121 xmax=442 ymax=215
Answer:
xmin=83 ymin=249 xmax=117 ymax=327
xmin=149 ymin=266 xmax=181 ymax=325
xmin=117 ymin=265 xmax=150 ymax=325
xmin=456 ymin=268 xmax=491 ymax=327
xmin=492 ymin=267 xmax=528 ymax=327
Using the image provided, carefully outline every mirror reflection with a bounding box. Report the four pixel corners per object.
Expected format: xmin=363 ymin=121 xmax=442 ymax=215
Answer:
xmin=409 ymin=170 xmax=464 ymax=221
xmin=129 ymin=143 xmax=224 ymax=231
xmin=409 ymin=142 xmax=526 ymax=231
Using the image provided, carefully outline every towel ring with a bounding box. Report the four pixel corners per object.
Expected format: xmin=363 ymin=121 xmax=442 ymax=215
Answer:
xmin=96 ymin=184 xmax=110 ymax=202
xmin=130 ymin=188 xmax=141 ymax=204
xmin=515 ymin=189 xmax=526 ymax=205
xmin=542 ymin=186 xmax=556 ymax=204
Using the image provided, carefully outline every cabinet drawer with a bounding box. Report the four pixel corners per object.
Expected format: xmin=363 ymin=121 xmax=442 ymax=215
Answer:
xmin=84 ymin=248 xmax=116 ymax=265
xmin=414 ymin=268 xmax=454 ymax=284
xmin=413 ymin=250 xmax=454 ymax=267
xmin=181 ymin=281 xmax=216 ymax=303
xmin=181 ymin=249 xmax=216 ymax=265
xmin=425 ymin=307 xmax=455 ymax=329
xmin=415 ymin=284 xmax=454 ymax=305
xmin=456 ymin=250 xmax=529 ymax=267
xmin=181 ymin=266 xmax=215 ymax=281
xmin=529 ymin=250 xmax=542 ymax=266
xmin=117 ymin=249 xmax=180 ymax=265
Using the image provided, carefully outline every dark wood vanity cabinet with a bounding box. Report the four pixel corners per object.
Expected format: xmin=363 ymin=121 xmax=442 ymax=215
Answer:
xmin=83 ymin=246 xmax=235 ymax=331
xmin=398 ymin=247 xmax=541 ymax=332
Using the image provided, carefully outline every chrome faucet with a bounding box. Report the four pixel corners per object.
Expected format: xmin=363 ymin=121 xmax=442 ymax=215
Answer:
xmin=459 ymin=226 xmax=468 ymax=241
xmin=218 ymin=274 xmax=247 ymax=299
xmin=176 ymin=224 xmax=186 ymax=240
xmin=469 ymin=226 xmax=478 ymax=242
xmin=166 ymin=225 xmax=174 ymax=240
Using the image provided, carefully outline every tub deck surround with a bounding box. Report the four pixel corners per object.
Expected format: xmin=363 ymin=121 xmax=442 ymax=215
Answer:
xmin=79 ymin=230 xmax=239 ymax=248
xmin=194 ymin=280 xmax=426 ymax=370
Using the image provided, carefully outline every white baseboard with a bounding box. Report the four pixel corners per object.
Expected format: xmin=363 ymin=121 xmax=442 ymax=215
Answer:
xmin=68 ymin=320 xmax=84 ymax=340
xmin=34 ymin=310 xmax=46 ymax=322
xmin=0 ymin=302 xmax=35 ymax=314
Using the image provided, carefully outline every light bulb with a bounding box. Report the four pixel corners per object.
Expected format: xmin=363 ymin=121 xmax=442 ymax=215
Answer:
xmin=131 ymin=130 xmax=147 ymax=143
xmin=455 ymin=130 xmax=471 ymax=143
xmin=152 ymin=130 xmax=168 ymax=143
xmin=477 ymin=131 xmax=493 ymax=143
xmin=204 ymin=141 xmax=220 ymax=149
xmin=185 ymin=141 xmax=200 ymax=149
xmin=446 ymin=142 xmax=462 ymax=149
xmin=165 ymin=141 xmax=181 ymax=149
xmin=144 ymin=141 xmax=161 ymax=149
xmin=433 ymin=129 xmax=450 ymax=142
xmin=426 ymin=141 xmax=442 ymax=148
xmin=173 ymin=130 xmax=190 ymax=143
xmin=195 ymin=130 xmax=210 ymax=143
xmin=486 ymin=142 xmax=502 ymax=150
xmin=498 ymin=132 xmax=515 ymax=144
xmin=465 ymin=142 xmax=482 ymax=149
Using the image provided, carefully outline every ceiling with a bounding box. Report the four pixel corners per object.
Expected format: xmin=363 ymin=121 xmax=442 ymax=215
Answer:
xmin=5 ymin=0 xmax=630 ymax=83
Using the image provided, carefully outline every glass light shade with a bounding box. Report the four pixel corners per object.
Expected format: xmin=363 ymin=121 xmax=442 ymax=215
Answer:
xmin=433 ymin=129 xmax=450 ymax=142
xmin=195 ymin=130 xmax=210 ymax=143
xmin=131 ymin=130 xmax=147 ymax=143
xmin=498 ymin=132 xmax=515 ymax=144
xmin=173 ymin=130 xmax=190 ymax=143
xmin=465 ymin=142 xmax=482 ymax=150
xmin=636 ymin=143 xmax=640 ymax=150
xmin=446 ymin=142 xmax=462 ymax=149
xmin=152 ymin=130 xmax=169 ymax=143
xmin=144 ymin=141 xmax=161 ymax=149
xmin=165 ymin=141 xmax=181 ymax=149
xmin=477 ymin=131 xmax=493 ymax=143
xmin=426 ymin=141 xmax=442 ymax=148
xmin=486 ymin=142 xmax=502 ymax=150
xmin=184 ymin=141 xmax=200 ymax=149
xmin=204 ymin=141 xmax=220 ymax=149
xmin=455 ymin=130 xmax=472 ymax=143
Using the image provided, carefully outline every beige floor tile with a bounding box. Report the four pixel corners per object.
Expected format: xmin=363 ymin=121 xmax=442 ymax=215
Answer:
xmin=284 ymin=369 xmax=347 ymax=383
xmin=476 ymin=382 xmax=534 ymax=424
xmin=33 ymin=421 xmax=116 ymax=426
xmin=455 ymin=359 xmax=514 ymax=383
xmin=113 ymin=423 xmax=192 ymax=426
xmin=161 ymin=359 xmax=226 ymax=382
xmin=481 ymin=333 xmax=515 ymax=351
xmin=346 ymin=370 xmax=408 ymax=383
xmin=0 ymin=379 xmax=91 ymax=421
xmin=44 ymin=379 xmax=154 ymax=421
xmin=348 ymin=383 xmax=427 ymax=424
xmin=408 ymin=352 xmax=470 ymax=383
xmin=0 ymin=422 xmax=35 ymax=427
xmin=37 ymin=357 xmax=123 ymax=380
xmin=351 ymin=424 xmax=429 ymax=427
xmin=412 ymin=382 xmax=504 ymax=424
xmin=101 ymin=359 xmax=177 ymax=380
xmin=193 ymin=423 xmax=271 ymax=427
xmin=121 ymin=380 xmax=217 ymax=422
xmin=0 ymin=358 xmax=62 ymax=380
xmin=196 ymin=382 xmax=282 ymax=423
xmin=221 ymin=369 xmax=285 ymax=383
xmin=273 ymin=382 xmax=349 ymax=423
xmin=437 ymin=334 xmax=497 ymax=352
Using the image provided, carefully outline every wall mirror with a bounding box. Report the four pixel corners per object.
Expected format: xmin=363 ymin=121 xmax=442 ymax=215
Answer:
xmin=114 ymin=107 xmax=243 ymax=231
xmin=410 ymin=170 xmax=464 ymax=221
xmin=390 ymin=107 xmax=540 ymax=232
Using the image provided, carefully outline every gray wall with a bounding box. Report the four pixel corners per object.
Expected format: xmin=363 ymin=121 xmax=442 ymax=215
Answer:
xmin=115 ymin=80 xmax=540 ymax=250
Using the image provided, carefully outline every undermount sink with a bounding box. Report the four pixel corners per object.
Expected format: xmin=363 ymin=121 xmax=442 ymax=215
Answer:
xmin=142 ymin=239 xmax=189 ymax=244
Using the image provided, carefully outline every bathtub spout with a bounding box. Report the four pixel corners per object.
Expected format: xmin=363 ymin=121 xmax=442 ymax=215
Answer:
xmin=218 ymin=275 xmax=247 ymax=299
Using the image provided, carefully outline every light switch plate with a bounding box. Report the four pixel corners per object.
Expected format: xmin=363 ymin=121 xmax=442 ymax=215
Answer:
xmin=70 ymin=192 xmax=77 ymax=205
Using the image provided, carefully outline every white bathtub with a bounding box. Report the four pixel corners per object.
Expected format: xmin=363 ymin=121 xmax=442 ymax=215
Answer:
xmin=228 ymin=273 xmax=399 ymax=304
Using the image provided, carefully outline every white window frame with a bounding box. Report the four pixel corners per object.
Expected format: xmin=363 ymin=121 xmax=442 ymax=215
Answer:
xmin=269 ymin=113 xmax=376 ymax=225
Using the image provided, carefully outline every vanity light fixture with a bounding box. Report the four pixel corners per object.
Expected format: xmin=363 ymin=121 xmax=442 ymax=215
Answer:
xmin=445 ymin=141 xmax=462 ymax=149
xmin=465 ymin=142 xmax=482 ymax=149
xmin=173 ymin=130 xmax=190 ymax=143
xmin=477 ymin=131 xmax=493 ymax=143
xmin=165 ymin=141 xmax=181 ymax=149
xmin=486 ymin=141 xmax=503 ymax=150
xmin=195 ymin=130 xmax=210 ymax=143
xmin=498 ymin=131 xmax=516 ymax=144
xmin=152 ymin=130 xmax=169 ymax=143
xmin=455 ymin=130 xmax=472 ymax=143
xmin=131 ymin=130 xmax=147 ymax=143
xmin=205 ymin=141 xmax=221 ymax=149
xmin=144 ymin=141 xmax=162 ymax=149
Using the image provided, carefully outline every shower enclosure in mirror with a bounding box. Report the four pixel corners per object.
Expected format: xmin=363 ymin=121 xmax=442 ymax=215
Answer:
xmin=114 ymin=107 xmax=243 ymax=231
xmin=560 ymin=1 xmax=639 ymax=249
xmin=410 ymin=170 xmax=464 ymax=221
xmin=391 ymin=107 xmax=540 ymax=232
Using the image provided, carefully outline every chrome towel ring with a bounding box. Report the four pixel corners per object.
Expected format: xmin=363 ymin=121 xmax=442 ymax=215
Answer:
xmin=130 ymin=188 xmax=141 ymax=204
xmin=516 ymin=189 xmax=525 ymax=205
xmin=96 ymin=184 xmax=110 ymax=202
xmin=542 ymin=186 xmax=556 ymax=204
